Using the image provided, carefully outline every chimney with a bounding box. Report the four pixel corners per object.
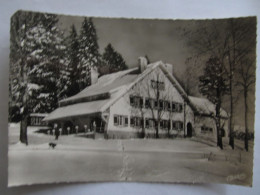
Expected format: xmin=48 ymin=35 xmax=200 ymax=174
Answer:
xmin=90 ymin=66 xmax=99 ymax=84
xmin=164 ymin=63 xmax=173 ymax=75
xmin=138 ymin=56 xmax=148 ymax=73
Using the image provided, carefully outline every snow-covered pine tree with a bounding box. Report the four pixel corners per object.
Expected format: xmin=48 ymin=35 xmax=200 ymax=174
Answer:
xmin=10 ymin=11 xmax=65 ymax=144
xmin=60 ymin=25 xmax=81 ymax=98
xmin=9 ymin=11 xmax=58 ymax=122
xmin=24 ymin=22 xmax=66 ymax=113
xmin=102 ymin=43 xmax=128 ymax=75
xmin=78 ymin=18 xmax=100 ymax=90
xmin=199 ymin=57 xmax=229 ymax=149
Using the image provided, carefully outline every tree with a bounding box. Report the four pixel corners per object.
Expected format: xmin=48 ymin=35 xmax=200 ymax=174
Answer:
xmin=225 ymin=18 xmax=256 ymax=149
xmin=236 ymin=58 xmax=255 ymax=151
xmin=102 ymin=43 xmax=128 ymax=74
xmin=199 ymin=57 xmax=229 ymax=149
xmin=78 ymin=18 xmax=100 ymax=90
xmin=10 ymin=11 xmax=65 ymax=144
xmin=182 ymin=55 xmax=201 ymax=96
xmin=182 ymin=17 xmax=256 ymax=149
xmin=9 ymin=11 xmax=59 ymax=122
xmin=146 ymin=68 xmax=172 ymax=138
xmin=58 ymin=25 xmax=80 ymax=99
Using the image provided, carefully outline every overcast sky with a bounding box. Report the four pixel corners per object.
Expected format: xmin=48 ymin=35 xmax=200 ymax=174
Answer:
xmin=59 ymin=15 xmax=196 ymax=73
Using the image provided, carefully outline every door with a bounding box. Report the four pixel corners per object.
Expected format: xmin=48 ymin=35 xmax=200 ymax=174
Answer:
xmin=187 ymin=122 xmax=192 ymax=137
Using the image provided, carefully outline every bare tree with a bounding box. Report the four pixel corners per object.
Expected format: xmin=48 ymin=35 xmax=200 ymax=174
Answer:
xmin=182 ymin=17 xmax=256 ymax=149
xmin=236 ymin=58 xmax=255 ymax=151
xmin=145 ymin=68 xmax=172 ymax=138
xmin=130 ymin=82 xmax=148 ymax=138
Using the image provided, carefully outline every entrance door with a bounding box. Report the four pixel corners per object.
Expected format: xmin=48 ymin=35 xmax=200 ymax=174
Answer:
xmin=187 ymin=122 xmax=192 ymax=137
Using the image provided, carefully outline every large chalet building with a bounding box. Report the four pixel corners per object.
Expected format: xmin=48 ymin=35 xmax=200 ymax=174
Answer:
xmin=43 ymin=58 xmax=229 ymax=139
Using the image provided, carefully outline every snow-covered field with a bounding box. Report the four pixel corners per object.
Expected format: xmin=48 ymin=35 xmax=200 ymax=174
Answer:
xmin=8 ymin=123 xmax=253 ymax=187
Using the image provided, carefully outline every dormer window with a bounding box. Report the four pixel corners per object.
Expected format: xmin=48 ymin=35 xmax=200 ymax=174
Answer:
xmin=151 ymin=80 xmax=165 ymax=90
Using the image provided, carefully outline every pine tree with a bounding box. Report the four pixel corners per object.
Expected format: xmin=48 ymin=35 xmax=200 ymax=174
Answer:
xmin=199 ymin=57 xmax=229 ymax=149
xmin=78 ymin=18 xmax=100 ymax=90
xmin=58 ymin=25 xmax=80 ymax=99
xmin=102 ymin=43 xmax=128 ymax=74
xmin=9 ymin=11 xmax=58 ymax=121
xmin=9 ymin=11 xmax=65 ymax=144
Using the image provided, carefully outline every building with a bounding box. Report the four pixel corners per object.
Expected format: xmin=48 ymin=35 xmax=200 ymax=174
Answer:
xmin=28 ymin=113 xmax=48 ymax=126
xmin=43 ymin=58 xmax=229 ymax=139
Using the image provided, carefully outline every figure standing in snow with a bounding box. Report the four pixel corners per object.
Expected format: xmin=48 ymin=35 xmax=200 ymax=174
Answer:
xmin=55 ymin=127 xmax=60 ymax=140
xmin=93 ymin=121 xmax=96 ymax=139
xmin=84 ymin=124 xmax=87 ymax=134
xmin=67 ymin=127 xmax=70 ymax=135
xmin=75 ymin=125 xmax=79 ymax=134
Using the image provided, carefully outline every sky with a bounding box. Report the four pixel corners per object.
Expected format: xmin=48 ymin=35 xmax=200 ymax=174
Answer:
xmin=59 ymin=15 xmax=195 ymax=74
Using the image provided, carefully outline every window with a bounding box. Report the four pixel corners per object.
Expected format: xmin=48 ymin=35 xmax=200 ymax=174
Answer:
xmin=124 ymin=117 xmax=128 ymax=126
xmin=140 ymin=98 xmax=144 ymax=108
xmin=130 ymin=96 xmax=134 ymax=106
xmin=163 ymin=120 xmax=168 ymax=129
xmin=171 ymin=102 xmax=183 ymax=112
xmin=167 ymin=101 xmax=171 ymax=111
xmin=159 ymin=100 xmax=164 ymax=110
xmin=179 ymin=121 xmax=183 ymax=130
xmin=201 ymin=125 xmax=213 ymax=133
xmin=114 ymin=115 xmax=129 ymax=127
xmin=172 ymin=102 xmax=176 ymax=112
xmin=172 ymin=121 xmax=183 ymax=130
xmin=130 ymin=95 xmax=144 ymax=108
xmin=145 ymin=98 xmax=150 ymax=108
xmin=160 ymin=120 xmax=164 ymax=129
xmin=172 ymin=121 xmax=177 ymax=130
xmin=114 ymin=115 xmax=118 ymax=126
xmin=151 ymin=80 xmax=165 ymax=90
xmin=136 ymin=117 xmax=141 ymax=127
xmin=134 ymin=96 xmax=140 ymax=107
xmin=179 ymin=104 xmax=183 ymax=112
xmin=145 ymin=118 xmax=149 ymax=128
xmin=130 ymin=117 xmax=144 ymax=128
xmin=151 ymin=80 xmax=156 ymax=88
xmin=130 ymin=117 xmax=135 ymax=127
xmin=148 ymin=119 xmax=155 ymax=128
xmin=158 ymin=82 xmax=165 ymax=90
xmin=154 ymin=100 xmax=158 ymax=109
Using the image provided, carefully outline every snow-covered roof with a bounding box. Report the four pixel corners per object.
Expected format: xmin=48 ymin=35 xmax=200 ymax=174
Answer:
xmin=45 ymin=61 xmax=228 ymax=122
xmin=59 ymin=68 xmax=139 ymax=106
xmin=44 ymin=61 xmax=191 ymax=121
xmin=43 ymin=99 xmax=109 ymax=122
xmin=30 ymin=113 xmax=49 ymax=117
xmin=188 ymin=96 xmax=228 ymax=118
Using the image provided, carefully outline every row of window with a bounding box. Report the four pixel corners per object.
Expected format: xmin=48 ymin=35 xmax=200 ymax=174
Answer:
xmin=130 ymin=96 xmax=183 ymax=113
xmin=201 ymin=126 xmax=213 ymax=133
xmin=114 ymin=115 xmax=183 ymax=130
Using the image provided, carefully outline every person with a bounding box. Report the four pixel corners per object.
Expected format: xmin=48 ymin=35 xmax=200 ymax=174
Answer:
xmin=75 ymin=125 xmax=79 ymax=134
xmin=55 ymin=127 xmax=60 ymax=140
xmin=84 ymin=124 xmax=88 ymax=134
xmin=67 ymin=127 xmax=70 ymax=135
xmin=93 ymin=121 xmax=96 ymax=139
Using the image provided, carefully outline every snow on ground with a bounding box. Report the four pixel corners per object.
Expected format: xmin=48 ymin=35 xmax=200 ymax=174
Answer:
xmin=8 ymin=124 xmax=254 ymax=187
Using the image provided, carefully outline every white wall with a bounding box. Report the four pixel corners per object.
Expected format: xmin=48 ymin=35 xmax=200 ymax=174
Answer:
xmin=107 ymin=66 xmax=193 ymax=136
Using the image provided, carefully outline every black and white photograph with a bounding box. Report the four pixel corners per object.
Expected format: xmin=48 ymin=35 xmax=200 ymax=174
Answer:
xmin=8 ymin=10 xmax=256 ymax=187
